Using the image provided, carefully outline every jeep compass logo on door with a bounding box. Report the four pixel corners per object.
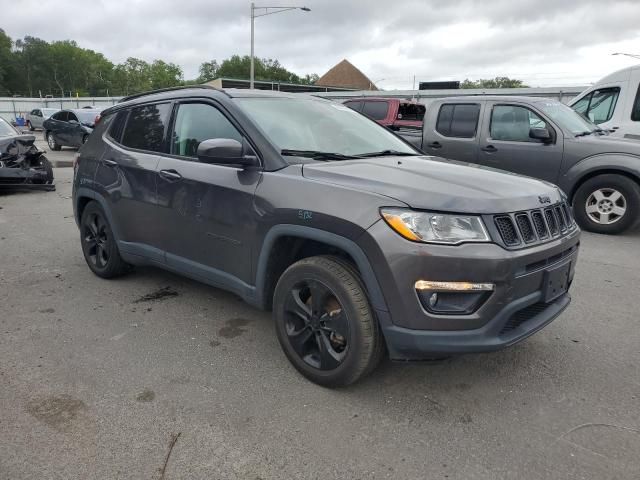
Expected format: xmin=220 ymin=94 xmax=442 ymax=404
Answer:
xmin=538 ymin=195 xmax=551 ymax=204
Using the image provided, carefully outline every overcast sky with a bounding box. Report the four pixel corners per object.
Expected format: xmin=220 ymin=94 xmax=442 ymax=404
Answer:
xmin=3 ymin=0 xmax=640 ymax=89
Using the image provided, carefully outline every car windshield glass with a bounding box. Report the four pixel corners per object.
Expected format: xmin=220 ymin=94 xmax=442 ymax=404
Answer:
xmin=75 ymin=110 xmax=99 ymax=125
xmin=536 ymin=100 xmax=598 ymax=134
xmin=235 ymin=97 xmax=418 ymax=159
xmin=0 ymin=118 xmax=17 ymax=136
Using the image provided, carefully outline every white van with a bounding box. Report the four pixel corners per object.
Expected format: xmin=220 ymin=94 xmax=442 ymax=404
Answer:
xmin=569 ymin=65 xmax=640 ymax=140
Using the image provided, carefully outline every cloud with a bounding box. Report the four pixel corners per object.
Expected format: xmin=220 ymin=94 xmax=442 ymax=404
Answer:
xmin=2 ymin=0 xmax=640 ymax=88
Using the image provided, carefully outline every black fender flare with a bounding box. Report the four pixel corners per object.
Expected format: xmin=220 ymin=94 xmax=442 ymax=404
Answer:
xmin=74 ymin=187 xmax=122 ymax=241
xmin=253 ymin=224 xmax=388 ymax=313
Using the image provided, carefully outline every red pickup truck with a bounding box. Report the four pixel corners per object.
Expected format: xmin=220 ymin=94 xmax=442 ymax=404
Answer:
xmin=343 ymin=98 xmax=425 ymax=130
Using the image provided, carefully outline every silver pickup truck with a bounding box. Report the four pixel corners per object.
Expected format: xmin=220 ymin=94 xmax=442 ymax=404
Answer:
xmin=400 ymin=96 xmax=640 ymax=234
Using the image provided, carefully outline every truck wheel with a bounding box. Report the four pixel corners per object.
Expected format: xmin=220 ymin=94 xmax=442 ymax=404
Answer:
xmin=27 ymin=121 xmax=34 ymax=131
xmin=573 ymin=174 xmax=640 ymax=234
xmin=80 ymin=201 xmax=131 ymax=278
xmin=47 ymin=131 xmax=61 ymax=151
xmin=273 ymin=255 xmax=383 ymax=387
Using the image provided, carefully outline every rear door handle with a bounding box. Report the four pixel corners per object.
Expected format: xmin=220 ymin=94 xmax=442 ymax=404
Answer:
xmin=481 ymin=145 xmax=497 ymax=153
xmin=102 ymin=159 xmax=117 ymax=167
xmin=159 ymin=169 xmax=182 ymax=181
xmin=426 ymin=141 xmax=442 ymax=149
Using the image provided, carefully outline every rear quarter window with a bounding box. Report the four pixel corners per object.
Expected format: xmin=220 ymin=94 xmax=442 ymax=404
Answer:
xmin=632 ymin=84 xmax=640 ymax=121
xmin=121 ymin=103 xmax=171 ymax=153
xmin=108 ymin=110 xmax=129 ymax=143
xmin=436 ymin=103 xmax=480 ymax=138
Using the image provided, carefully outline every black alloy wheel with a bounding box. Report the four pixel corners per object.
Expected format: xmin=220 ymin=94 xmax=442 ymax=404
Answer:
xmin=283 ymin=279 xmax=350 ymax=370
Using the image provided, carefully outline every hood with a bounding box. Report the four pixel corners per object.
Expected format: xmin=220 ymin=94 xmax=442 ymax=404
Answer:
xmin=0 ymin=134 xmax=38 ymax=161
xmin=568 ymin=133 xmax=640 ymax=155
xmin=302 ymin=156 xmax=562 ymax=214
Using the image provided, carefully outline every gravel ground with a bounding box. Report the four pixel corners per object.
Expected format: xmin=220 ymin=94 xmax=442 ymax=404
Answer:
xmin=1 ymin=165 xmax=639 ymax=480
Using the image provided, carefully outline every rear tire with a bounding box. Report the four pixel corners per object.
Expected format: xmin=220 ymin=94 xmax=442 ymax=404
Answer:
xmin=573 ymin=174 xmax=640 ymax=234
xmin=80 ymin=201 xmax=130 ymax=278
xmin=28 ymin=121 xmax=34 ymax=131
xmin=47 ymin=131 xmax=61 ymax=151
xmin=273 ymin=255 xmax=383 ymax=387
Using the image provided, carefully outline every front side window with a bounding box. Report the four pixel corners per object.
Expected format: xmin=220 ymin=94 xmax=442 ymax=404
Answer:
xmin=572 ymin=88 xmax=619 ymax=124
xmin=68 ymin=112 xmax=79 ymax=123
xmin=490 ymin=105 xmax=547 ymax=142
xmin=121 ymin=103 xmax=171 ymax=153
xmin=632 ymin=85 xmax=640 ymax=121
xmin=52 ymin=111 xmax=67 ymax=121
xmin=361 ymin=101 xmax=389 ymax=120
xmin=436 ymin=104 xmax=480 ymax=138
xmin=171 ymin=103 xmax=243 ymax=158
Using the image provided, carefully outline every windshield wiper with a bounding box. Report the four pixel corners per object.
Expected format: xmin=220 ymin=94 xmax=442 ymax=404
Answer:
xmin=353 ymin=150 xmax=420 ymax=158
xmin=281 ymin=149 xmax=356 ymax=160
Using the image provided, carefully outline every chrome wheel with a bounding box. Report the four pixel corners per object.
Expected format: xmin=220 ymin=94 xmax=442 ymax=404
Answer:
xmin=47 ymin=133 xmax=56 ymax=149
xmin=585 ymin=188 xmax=627 ymax=225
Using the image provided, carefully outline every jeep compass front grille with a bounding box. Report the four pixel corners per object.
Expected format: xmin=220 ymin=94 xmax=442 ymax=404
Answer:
xmin=492 ymin=202 xmax=576 ymax=249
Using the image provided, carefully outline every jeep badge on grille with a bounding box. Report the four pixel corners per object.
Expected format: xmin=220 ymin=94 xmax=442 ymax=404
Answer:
xmin=538 ymin=195 xmax=551 ymax=204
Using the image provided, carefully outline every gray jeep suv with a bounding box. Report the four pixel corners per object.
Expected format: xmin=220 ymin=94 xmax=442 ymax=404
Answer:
xmin=72 ymin=86 xmax=580 ymax=386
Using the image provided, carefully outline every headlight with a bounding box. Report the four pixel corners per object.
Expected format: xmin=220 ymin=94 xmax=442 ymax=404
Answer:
xmin=380 ymin=208 xmax=490 ymax=244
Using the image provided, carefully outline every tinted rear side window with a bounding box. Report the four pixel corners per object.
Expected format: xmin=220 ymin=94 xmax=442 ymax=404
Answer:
xmin=108 ymin=110 xmax=128 ymax=142
xmin=343 ymin=101 xmax=363 ymax=112
xmin=436 ymin=103 xmax=480 ymax=138
xmin=122 ymin=103 xmax=171 ymax=152
xmin=362 ymin=101 xmax=389 ymax=120
xmin=632 ymin=85 xmax=640 ymax=121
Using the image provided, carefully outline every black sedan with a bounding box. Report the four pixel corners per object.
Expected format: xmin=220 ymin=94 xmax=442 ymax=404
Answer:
xmin=43 ymin=109 xmax=101 ymax=150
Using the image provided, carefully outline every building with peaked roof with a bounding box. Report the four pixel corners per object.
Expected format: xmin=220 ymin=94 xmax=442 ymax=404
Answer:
xmin=315 ymin=59 xmax=378 ymax=91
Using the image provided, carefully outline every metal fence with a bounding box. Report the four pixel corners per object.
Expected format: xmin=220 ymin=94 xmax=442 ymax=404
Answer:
xmin=1 ymin=86 xmax=588 ymax=123
xmin=0 ymin=97 xmax=123 ymax=123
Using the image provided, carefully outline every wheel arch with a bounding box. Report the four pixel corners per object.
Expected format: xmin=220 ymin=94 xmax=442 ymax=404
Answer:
xmin=254 ymin=225 xmax=388 ymax=314
xmin=74 ymin=187 xmax=121 ymax=241
xmin=561 ymin=154 xmax=640 ymax=202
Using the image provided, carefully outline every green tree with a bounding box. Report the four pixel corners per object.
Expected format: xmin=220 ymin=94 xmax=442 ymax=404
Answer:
xmin=461 ymin=77 xmax=529 ymax=89
xmin=197 ymin=60 xmax=219 ymax=83
xmin=149 ymin=60 xmax=183 ymax=89
xmin=0 ymin=29 xmax=13 ymax=95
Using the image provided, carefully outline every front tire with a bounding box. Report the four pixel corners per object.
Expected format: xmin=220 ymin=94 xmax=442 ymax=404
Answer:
xmin=573 ymin=174 xmax=640 ymax=234
xmin=273 ymin=255 xmax=383 ymax=387
xmin=47 ymin=131 xmax=61 ymax=151
xmin=80 ymin=201 xmax=130 ymax=278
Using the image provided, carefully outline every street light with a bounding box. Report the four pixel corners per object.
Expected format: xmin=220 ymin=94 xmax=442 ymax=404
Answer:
xmin=612 ymin=52 xmax=640 ymax=60
xmin=250 ymin=3 xmax=311 ymax=89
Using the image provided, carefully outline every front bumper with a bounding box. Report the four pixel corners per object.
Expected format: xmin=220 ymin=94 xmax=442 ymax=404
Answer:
xmin=361 ymin=219 xmax=580 ymax=360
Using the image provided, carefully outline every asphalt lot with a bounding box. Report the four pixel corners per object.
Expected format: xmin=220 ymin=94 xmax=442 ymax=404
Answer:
xmin=1 ymin=156 xmax=639 ymax=479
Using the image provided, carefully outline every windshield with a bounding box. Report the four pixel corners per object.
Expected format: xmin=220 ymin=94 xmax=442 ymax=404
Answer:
xmin=235 ymin=97 xmax=417 ymax=159
xmin=0 ymin=118 xmax=18 ymax=137
xmin=75 ymin=110 xmax=100 ymax=126
xmin=536 ymin=100 xmax=599 ymax=134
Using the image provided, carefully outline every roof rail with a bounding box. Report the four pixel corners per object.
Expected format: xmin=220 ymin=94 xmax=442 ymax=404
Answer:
xmin=118 ymin=85 xmax=218 ymax=103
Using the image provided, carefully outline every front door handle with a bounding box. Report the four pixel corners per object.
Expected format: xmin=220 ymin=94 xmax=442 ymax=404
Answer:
xmin=159 ymin=169 xmax=182 ymax=181
xmin=481 ymin=145 xmax=497 ymax=153
xmin=102 ymin=159 xmax=117 ymax=167
xmin=427 ymin=141 xmax=442 ymax=149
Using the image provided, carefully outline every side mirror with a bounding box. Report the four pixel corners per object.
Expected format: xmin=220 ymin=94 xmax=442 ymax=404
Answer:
xmin=197 ymin=138 xmax=259 ymax=168
xmin=529 ymin=127 xmax=552 ymax=143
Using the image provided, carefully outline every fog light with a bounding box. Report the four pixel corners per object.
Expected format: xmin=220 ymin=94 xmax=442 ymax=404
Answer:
xmin=429 ymin=292 xmax=438 ymax=308
xmin=415 ymin=280 xmax=494 ymax=315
